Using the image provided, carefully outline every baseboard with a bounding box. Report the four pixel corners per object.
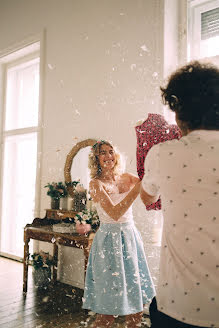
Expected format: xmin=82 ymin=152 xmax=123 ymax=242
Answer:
xmin=59 ymin=276 xmax=84 ymax=290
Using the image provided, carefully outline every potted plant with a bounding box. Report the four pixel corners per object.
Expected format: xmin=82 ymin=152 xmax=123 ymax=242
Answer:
xmin=74 ymin=209 xmax=100 ymax=234
xmin=44 ymin=182 xmax=68 ymax=209
xmin=31 ymin=251 xmax=55 ymax=288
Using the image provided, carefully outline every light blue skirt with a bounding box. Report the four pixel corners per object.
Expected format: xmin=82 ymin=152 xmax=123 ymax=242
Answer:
xmin=82 ymin=222 xmax=156 ymax=315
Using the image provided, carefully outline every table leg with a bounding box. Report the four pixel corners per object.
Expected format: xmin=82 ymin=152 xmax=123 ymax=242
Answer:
xmin=53 ymin=243 xmax=58 ymax=282
xmin=23 ymin=229 xmax=30 ymax=293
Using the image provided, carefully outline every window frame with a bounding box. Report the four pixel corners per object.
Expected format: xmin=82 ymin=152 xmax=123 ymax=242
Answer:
xmin=188 ymin=0 xmax=219 ymax=60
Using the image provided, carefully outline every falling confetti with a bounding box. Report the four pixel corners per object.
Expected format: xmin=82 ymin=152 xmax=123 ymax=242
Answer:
xmin=42 ymin=296 xmax=49 ymax=303
xmin=48 ymin=64 xmax=54 ymax=70
xmin=112 ymin=272 xmax=119 ymax=276
xmin=140 ymin=45 xmax=149 ymax=52
xmin=57 ymin=212 xmax=64 ymax=217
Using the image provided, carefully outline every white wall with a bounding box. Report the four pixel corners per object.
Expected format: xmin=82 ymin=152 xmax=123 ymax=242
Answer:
xmin=0 ymin=0 xmax=187 ymax=288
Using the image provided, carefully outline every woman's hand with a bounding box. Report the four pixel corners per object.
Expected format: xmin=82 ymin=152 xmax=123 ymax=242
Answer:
xmin=89 ymin=177 xmax=141 ymax=221
xmin=118 ymin=173 xmax=140 ymax=192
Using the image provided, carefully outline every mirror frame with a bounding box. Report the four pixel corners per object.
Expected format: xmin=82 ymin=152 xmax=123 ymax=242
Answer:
xmin=64 ymin=138 xmax=97 ymax=198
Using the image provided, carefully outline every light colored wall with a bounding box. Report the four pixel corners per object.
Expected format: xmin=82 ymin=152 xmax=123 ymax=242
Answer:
xmin=164 ymin=0 xmax=188 ymax=77
xmin=0 ymin=0 xmax=187 ymax=288
xmin=163 ymin=0 xmax=188 ymax=122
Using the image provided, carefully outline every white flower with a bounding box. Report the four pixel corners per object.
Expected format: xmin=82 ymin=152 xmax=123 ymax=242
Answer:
xmin=43 ymin=263 xmax=49 ymax=268
xmin=82 ymin=214 xmax=88 ymax=221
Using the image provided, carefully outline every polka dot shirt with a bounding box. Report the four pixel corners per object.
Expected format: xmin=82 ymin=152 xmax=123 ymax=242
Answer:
xmin=142 ymin=130 xmax=219 ymax=328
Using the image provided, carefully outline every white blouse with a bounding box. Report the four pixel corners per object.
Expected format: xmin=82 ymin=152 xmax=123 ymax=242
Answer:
xmin=142 ymin=130 xmax=219 ymax=327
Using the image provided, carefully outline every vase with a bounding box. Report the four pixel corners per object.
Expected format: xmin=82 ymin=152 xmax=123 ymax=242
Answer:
xmin=75 ymin=222 xmax=91 ymax=235
xmin=60 ymin=197 xmax=68 ymax=210
xmin=33 ymin=267 xmax=51 ymax=288
xmin=51 ymin=198 xmax=60 ymax=210
xmin=73 ymin=192 xmax=87 ymax=211
xmin=67 ymin=196 xmax=74 ymax=210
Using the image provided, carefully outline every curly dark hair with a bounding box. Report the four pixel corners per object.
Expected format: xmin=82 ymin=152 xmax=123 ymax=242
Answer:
xmin=160 ymin=61 xmax=219 ymax=130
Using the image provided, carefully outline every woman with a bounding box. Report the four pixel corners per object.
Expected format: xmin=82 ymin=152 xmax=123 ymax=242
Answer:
xmin=82 ymin=140 xmax=155 ymax=328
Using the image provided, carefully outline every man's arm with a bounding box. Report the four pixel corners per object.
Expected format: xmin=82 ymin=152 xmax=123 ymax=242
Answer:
xmin=140 ymin=144 xmax=160 ymax=205
xmin=140 ymin=185 xmax=159 ymax=205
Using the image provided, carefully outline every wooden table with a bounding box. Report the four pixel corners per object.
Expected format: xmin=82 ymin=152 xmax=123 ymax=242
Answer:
xmin=23 ymin=211 xmax=95 ymax=293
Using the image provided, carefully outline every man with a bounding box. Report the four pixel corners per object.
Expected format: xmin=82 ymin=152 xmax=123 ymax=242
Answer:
xmin=140 ymin=61 xmax=219 ymax=328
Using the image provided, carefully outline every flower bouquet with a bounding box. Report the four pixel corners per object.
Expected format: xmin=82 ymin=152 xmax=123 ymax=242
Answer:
xmin=31 ymin=251 xmax=55 ymax=288
xmin=74 ymin=209 xmax=100 ymax=234
xmin=44 ymin=182 xmax=68 ymax=209
xmin=31 ymin=251 xmax=55 ymax=270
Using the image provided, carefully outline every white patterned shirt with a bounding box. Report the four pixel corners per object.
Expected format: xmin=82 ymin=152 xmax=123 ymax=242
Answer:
xmin=142 ymin=130 xmax=219 ymax=328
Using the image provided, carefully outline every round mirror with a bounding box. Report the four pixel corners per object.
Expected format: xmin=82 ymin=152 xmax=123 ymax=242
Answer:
xmin=64 ymin=139 xmax=97 ymax=198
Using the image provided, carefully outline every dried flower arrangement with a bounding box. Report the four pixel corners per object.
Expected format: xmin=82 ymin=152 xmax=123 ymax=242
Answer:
xmin=31 ymin=251 xmax=55 ymax=270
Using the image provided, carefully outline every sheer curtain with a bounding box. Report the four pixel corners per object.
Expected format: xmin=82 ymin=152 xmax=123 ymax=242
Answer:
xmin=0 ymin=56 xmax=39 ymax=259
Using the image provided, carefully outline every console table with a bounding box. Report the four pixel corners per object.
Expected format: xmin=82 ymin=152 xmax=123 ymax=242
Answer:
xmin=23 ymin=210 xmax=95 ymax=293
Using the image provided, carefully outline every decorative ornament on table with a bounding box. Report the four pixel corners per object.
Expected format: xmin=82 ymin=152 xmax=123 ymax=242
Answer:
xmin=65 ymin=180 xmax=80 ymax=210
xmin=86 ymin=192 xmax=96 ymax=212
xmin=52 ymin=221 xmax=77 ymax=233
xmin=66 ymin=180 xmax=87 ymax=211
xmin=74 ymin=209 xmax=100 ymax=235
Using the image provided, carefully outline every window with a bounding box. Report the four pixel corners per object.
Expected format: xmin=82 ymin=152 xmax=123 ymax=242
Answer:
xmin=5 ymin=58 xmax=39 ymax=130
xmin=165 ymin=0 xmax=219 ymax=124
xmin=0 ymin=42 xmax=41 ymax=260
xmin=188 ymin=0 xmax=219 ymax=60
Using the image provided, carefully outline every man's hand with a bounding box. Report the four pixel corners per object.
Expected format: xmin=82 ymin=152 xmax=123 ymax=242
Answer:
xmin=140 ymin=185 xmax=159 ymax=205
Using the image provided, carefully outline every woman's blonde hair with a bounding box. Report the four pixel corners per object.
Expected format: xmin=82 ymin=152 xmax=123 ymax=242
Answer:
xmin=88 ymin=140 xmax=121 ymax=179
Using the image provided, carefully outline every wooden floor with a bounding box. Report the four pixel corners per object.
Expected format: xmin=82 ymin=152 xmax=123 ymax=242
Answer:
xmin=0 ymin=257 xmax=150 ymax=328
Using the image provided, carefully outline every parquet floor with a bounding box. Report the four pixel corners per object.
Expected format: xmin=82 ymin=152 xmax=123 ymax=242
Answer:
xmin=0 ymin=257 xmax=150 ymax=328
